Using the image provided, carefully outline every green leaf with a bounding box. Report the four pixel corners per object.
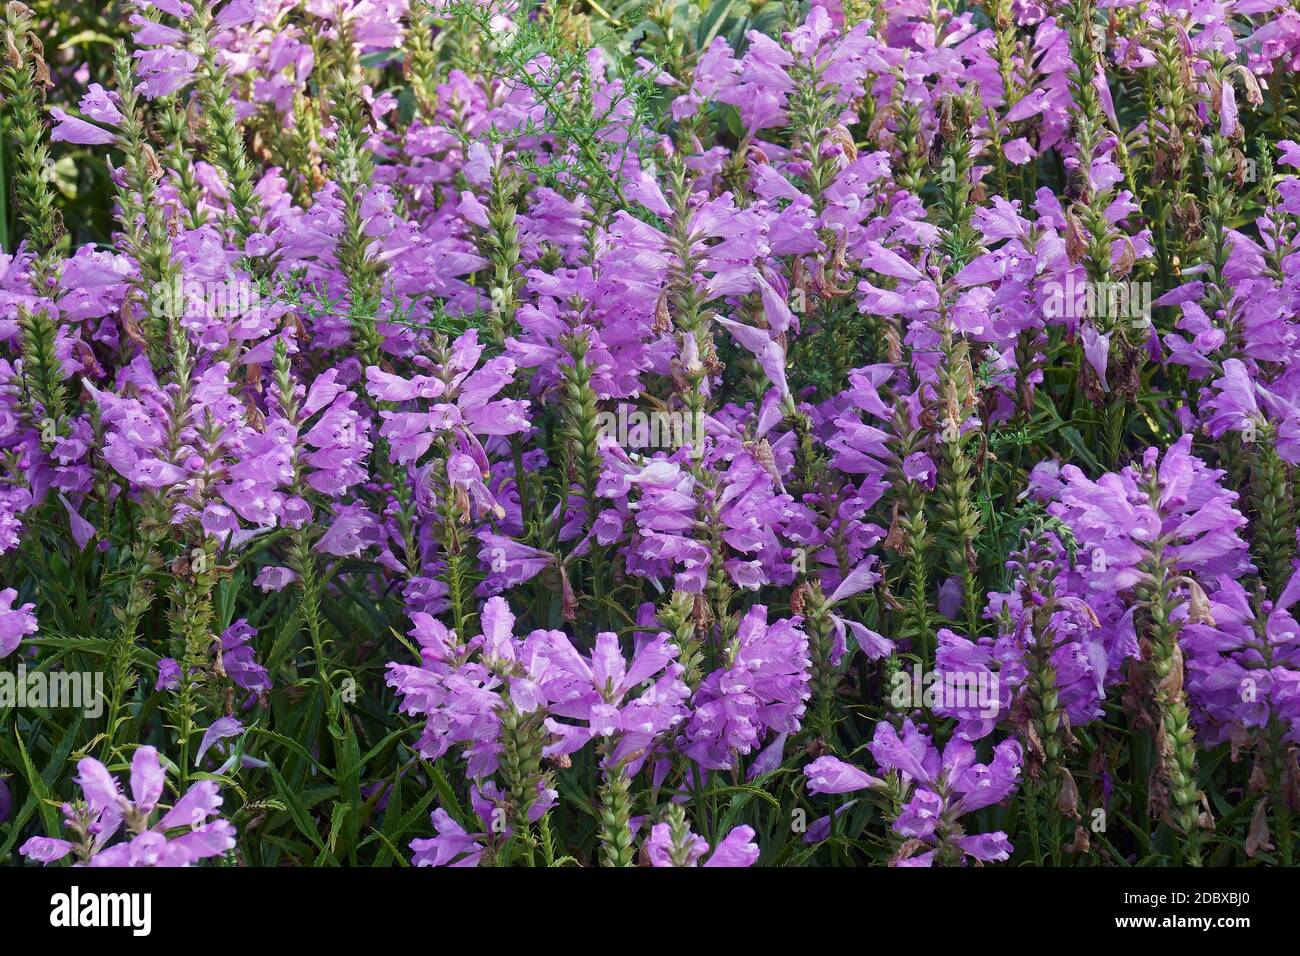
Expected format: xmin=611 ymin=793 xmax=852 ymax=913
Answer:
xmin=267 ymin=762 xmax=330 ymax=859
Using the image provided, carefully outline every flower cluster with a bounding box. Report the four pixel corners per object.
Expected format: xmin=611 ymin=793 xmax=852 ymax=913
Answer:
xmin=4 ymin=0 xmax=1300 ymax=869
xmin=20 ymin=747 xmax=234 ymax=867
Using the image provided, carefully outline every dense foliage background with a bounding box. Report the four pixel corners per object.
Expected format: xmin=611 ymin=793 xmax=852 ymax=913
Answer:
xmin=1 ymin=0 xmax=1299 ymax=867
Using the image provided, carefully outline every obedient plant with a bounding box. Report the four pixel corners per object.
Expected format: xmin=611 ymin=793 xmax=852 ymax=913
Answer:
xmin=2 ymin=0 xmax=1300 ymax=869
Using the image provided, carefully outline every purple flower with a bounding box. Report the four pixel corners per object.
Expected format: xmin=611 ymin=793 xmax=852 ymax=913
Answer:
xmin=49 ymin=108 xmax=116 ymax=145
xmin=533 ymin=626 xmax=689 ymax=770
xmin=682 ymin=606 xmax=811 ymax=771
xmin=986 ymin=533 xmax=1110 ymax=731
xmin=20 ymin=747 xmax=235 ymax=867
xmin=869 ymin=720 xmax=1022 ymax=865
xmin=0 ymin=589 xmax=37 ymax=658
xmin=804 ymin=755 xmax=883 ymax=795
xmin=218 ymin=619 xmax=271 ymax=706
xmin=1044 ymin=435 xmax=1251 ymax=594
xmin=254 ymin=565 xmax=298 ymax=591
xmin=78 ymin=83 xmax=124 ymax=125
xmin=155 ymin=658 xmax=181 ymax=692
xmin=411 ymin=808 xmax=485 ymax=867
xmin=1180 ymin=565 xmax=1300 ymax=745
xmin=645 ymin=822 xmax=759 ymax=867
xmin=195 ymin=717 xmax=245 ymax=768
xmin=387 ymin=608 xmax=506 ymax=778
